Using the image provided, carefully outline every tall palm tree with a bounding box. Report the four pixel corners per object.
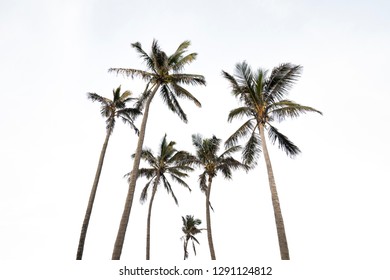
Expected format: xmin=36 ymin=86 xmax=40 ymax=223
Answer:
xmin=222 ymin=62 xmax=322 ymax=260
xmin=109 ymin=40 xmax=206 ymax=259
xmin=181 ymin=215 xmax=204 ymax=260
xmin=190 ymin=134 xmax=248 ymax=260
xmin=76 ymin=86 xmax=140 ymax=260
xmin=127 ymin=134 xmax=193 ymax=260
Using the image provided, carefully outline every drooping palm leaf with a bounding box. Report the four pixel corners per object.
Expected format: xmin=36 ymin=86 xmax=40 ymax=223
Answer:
xmin=242 ymin=130 xmax=262 ymax=166
xmin=267 ymin=125 xmax=301 ymax=157
xmin=225 ymin=119 xmax=256 ymax=148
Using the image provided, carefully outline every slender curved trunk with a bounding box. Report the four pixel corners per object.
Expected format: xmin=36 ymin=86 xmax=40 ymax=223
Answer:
xmin=205 ymin=176 xmax=216 ymax=260
xmin=258 ymin=123 xmax=290 ymax=260
xmin=76 ymin=127 xmax=112 ymax=260
xmin=183 ymin=237 xmax=188 ymax=260
xmin=112 ymin=83 xmax=160 ymax=260
xmin=146 ymin=176 xmax=159 ymax=260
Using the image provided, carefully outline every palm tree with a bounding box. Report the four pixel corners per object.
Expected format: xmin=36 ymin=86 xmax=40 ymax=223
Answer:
xmin=76 ymin=86 xmax=140 ymax=260
xmin=181 ymin=215 xmax=204 ymax=260
xmin=109 ymin=40 xmax=206 ymax=259
xmin=190 ymin=134 xmax=248 ymax=260
xmin=222 ymin=61 xmax=322 ymax=260
xmin=127 ymin=134 xmax=193 ymax=260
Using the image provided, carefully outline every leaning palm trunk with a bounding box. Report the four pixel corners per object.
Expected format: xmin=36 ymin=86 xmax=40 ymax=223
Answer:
xmin=206 ymin=176 xmax=216 ymax=260
xmin=76 ymin=126 xmax=112 ymax=260
xmin=146 ymin=177 xmax=159 ymax=260
xmin=258 ymin=124 xmax=290 ymax=260
xmin=112 ymin=84 xmax=160 ymax=260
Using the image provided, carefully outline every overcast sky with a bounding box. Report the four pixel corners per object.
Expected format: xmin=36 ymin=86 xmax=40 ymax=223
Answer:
xmin=1 ymin=0 xmax=389 ymax=279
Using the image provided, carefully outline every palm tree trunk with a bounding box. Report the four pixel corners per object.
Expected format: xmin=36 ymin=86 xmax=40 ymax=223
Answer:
xmin=206 ymin=176 xmax=216 ymax=260
xmin=76 ymin=128 xmax=112 ymax=260
xmin=146 ymin=177 xmax=159 ymax=260
xmin=112 ymin=83 xmax=160 ymax=260
xmin=183 ymin=238 xmax=188 ymax=260
xmin=258 ymin=123 xmax=290 ymax=260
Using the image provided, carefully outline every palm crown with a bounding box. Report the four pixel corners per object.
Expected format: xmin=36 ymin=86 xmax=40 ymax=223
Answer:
xmin=133 ymin=134 xmax=193 ymax=205
xmin=223 ymin=61 xmax=322 ymax=165
xmin=181 ymin=215 xmax=204 ymax=260
xmin=191 ymin=134 xmax=249 ymax=191
xmin=87 ymin=86 xmax=141 ymax=134
xmin=109 ymin=40 xmax=206 ymax=122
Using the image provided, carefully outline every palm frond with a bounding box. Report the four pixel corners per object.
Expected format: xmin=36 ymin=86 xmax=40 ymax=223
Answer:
xmin=171 ymin=53 xmax=197 ymax=72
xmin=192 ymin=239 xmax=197 ymax=256
xmin=219 ymin=145 xmax=242 ymax=158
xmin=167 ymin=167 xmax=190 ymax=178
xmin=191 ymin=134 xmax=203 ymax=150
xmin=117 ymin=107 xmax=142 ymax=120
xmin=242 ymin=129 xmax=262 ymax=166
xmin=134 ymin=82 xmax=152 ymax=111
xmin=225 ymin=119 xmax=255 ymax=147
xmin=170 ymin=73 xmax=206 ymax=86
xmin=131 ymin=41 xmax=155 ymax=71
xmin=267 ymin=124 xmax=301 ymax=157
xmin=217 ymin=157 xmax=249 ymax=179
xmin=234 ymin=62 xmax=260 ymax=105
xmin=221 ymin=70 xmax=243 ymax=98
xmin=160 ymin=84 xmax=188 ymax=123
xmin=139 ymin=148 xmax=157 ymax=167
xmin=268 ymin=100 xmax=323 ymax=122
xmin=265 ymin=63 xmax=302 ymax=103
xmin=168 ymin=151 xmax=195 ymax=165
xmin=191 ymin=235 xmax=200 ymax=245
xmin=113 ymin=86 xmax=122 ymax=101
xmin=254 ymin=68 xmax=267 ymax=99
xmin=105 ymin=117 xmax=115 ymax=135
xmin=198 ymin=172 xmax=208 ymax=193
xmin=162 ymin=175 xmax=179 ymax=205
xmin=227 ymin=106 xmax=254 ymax=122
xmin=108 ymin=68 xmax=155 ymax=81
xmin=118 ymin=114 xmax=139 ymax=135
xmin=172 ymin=40 xmax=191 ymax=58
xmin=140 ymin=179 xmax=154 ymax=204
xmin=169 ymin=174 xmax=191 ymax=191
xmin=168 ymin=40 xmax=191 ymax=66
xmin=171 ymin=83 xmax=202 ymax=107
xmin=87 ymin=92 xmax=109 ymax=104
xmin=137 ymin=168 xmax=156 ymax=180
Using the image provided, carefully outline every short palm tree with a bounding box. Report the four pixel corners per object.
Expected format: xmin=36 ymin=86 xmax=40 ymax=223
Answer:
xmin=76 ymin=86 xmax=140 ymax=260
xmin=181 ymin=215 xmax=204 ymax=260
xmin=128 ymin=134 xmax=193 ymax=260
xmin=109 ymin=40 xmax=206 ymax=259
xmin=222 ymin=61 xmax=322 ymax=260
xmin=190 ymin=134 xmax=248 ymax=260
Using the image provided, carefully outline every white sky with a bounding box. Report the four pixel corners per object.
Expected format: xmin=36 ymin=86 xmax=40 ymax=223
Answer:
xmin=1 ymin=0 xmax=389 ymax=279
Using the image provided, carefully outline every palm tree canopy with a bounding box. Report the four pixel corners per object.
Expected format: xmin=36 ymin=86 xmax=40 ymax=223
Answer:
xmin=182 ymin=215 xmax=202 ymax=236
xmin=222 ymin=62 xmax=322 ymax=165
xmin=181 ymin=215 xmax=204 ymax=259
xmin=190 ymin=134 xmax=249 ymax=192
xmin=87 ymin=86 xmax=141 ymax=134
xmin=126 ymin=134 xmax=193 ymax=205
xmin=109 ymin=40 xmax=206 ymax=122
